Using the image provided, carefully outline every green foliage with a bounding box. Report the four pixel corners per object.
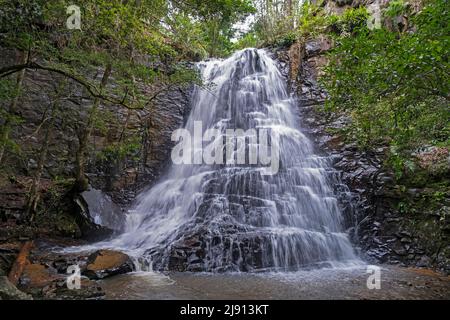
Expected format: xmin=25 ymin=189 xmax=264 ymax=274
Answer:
xmin=328 ymin=7 xmax=369 ymax=34
xmin=171 ymin=0 xmax=255 ymax=57
xmin=274 ymin=32 xmax=298 ymax=47
xmin=397 ymin=200 xmax=413 ymax=214
xmin=237 ymin=0 xmax=448 ymax=182
xmin=233 ymin=31 xmax=259 ymax=50
xmin=238 ymin=1 xmax=367 ymax=48
xmin=322 ymin=0 xmax=449 ymax=179
xmin=165 ymin=12 xmax=209 ymax=60
xmin=97 ymin=137 xmax=141 ymax=163
xmin=388 ymin=144 xmax=416 ymax=179
xmin=384 ymin=0 xmax=409 ymax=18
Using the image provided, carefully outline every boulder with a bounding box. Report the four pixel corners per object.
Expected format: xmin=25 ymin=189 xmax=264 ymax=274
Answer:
xmin=73 ymin=194 xmax=114 ymax=241
xmin=18 ymin=263 xmax=105 ymax=300
xmin=83 ymin=250 xmax=133 ymax=280
xmin=0 ymin=242 xmax=21 ymax=276
xmin=19 ymin=263 xmax=63 ymax=289
xmin=80 ymin=188 xmax=124 ymax=232
xmin=39 ymin=277 xmax=105 ymax=300
xmin=0 ymin=276 xmax=32 ymax=300
xmin=11 ymin=244 xmax=106 ymax=300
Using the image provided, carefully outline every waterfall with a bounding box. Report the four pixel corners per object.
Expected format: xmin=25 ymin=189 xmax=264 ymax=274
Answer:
xmin=108 ymin=48 xmax=359 ymax=272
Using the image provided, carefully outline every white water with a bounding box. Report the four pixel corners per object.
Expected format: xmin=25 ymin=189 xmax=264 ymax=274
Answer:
xmin=79 ymin=49 xmax=360 ymax=272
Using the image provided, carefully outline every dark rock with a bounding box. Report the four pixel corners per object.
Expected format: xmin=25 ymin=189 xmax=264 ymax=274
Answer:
xmin=72 ymin=194 xmax=114 ymax=241
xmin=83 ymin=250 xmax=133 ymax=280
xmin=80 ymin=187 xmax=124 ymax=232
xmin=366 ymin=248 xmax=389 ymax=262
xmin=333 ymin=0 xmax=353 ymax=6
xmin=0 ymin=242 xmax=20 ymax=276
xmin=39 ymin=278 xmax=105 ymax=300
xmin=393 ymin=247 xmax=408 ymax=256
xmin=0 ymin=276 xmax=32 ymax=300
xmin=186 ymin=263 xmax=205 ymax=272
xmin=18 ymin=263 xmax=63 ymax=291
xmin=270 ymin=42 xmax=449 ymax=271
xmin=416 ymin=256 xmax=431 ymax=268
xmin=305 ymin=37 xmax=332 ymax=57
xmin=400 ymin=231 xmax=413 ymax=237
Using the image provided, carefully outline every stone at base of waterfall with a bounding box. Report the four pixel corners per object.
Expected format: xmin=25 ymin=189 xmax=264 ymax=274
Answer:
xmin=17 ymin=263 xmax=104 ymax=299
xmin=84 ymin=250 xmax=133 ymax=280
xmin=0 ymin=276 xmax=33 ymax=300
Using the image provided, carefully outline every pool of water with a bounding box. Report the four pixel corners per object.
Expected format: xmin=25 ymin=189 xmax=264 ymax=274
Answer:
xmin=100 ymin=265 xmax=449 ymax=300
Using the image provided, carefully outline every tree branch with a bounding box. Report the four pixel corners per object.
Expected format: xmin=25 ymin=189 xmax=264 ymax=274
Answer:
xmin=0 ymin=62 xmax=142 ymax=110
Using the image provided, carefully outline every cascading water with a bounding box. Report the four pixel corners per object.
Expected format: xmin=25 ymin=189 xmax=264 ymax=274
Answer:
xmin=106 ymin=48 xmax=359 ymax=272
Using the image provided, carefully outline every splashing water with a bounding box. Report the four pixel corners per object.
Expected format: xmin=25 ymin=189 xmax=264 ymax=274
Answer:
xmin=87 ymin=48 xmax=360 ymax=272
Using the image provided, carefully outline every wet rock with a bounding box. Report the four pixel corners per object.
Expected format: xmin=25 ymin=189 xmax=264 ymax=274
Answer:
xmin=366 ymin=248 xmax=389 ymax=262
xmin=416 ymin=256 xmax=431 ymax=268
xmin=0 ymin=242 xmax=20 ymax=276
xmin=80 ymin=188 xmax=124 ymax=232
xmin=0 ymin=276 xmax=32 ymax=300
xmin=84 ymin=250 xmax=133 ymax=280
xmin=40 ymin=277 xmax=105 ymax=300
xmin=400 ymin=237 xmax=411 ymax=243
xmin=386 ymin=218 xmax=401 ymax=223
xmin=168 ymin=255 xmax=187 ymax=272
xmin=32 ymin=249 xmax=90 ymax=274
xmin=187 ymin=253 xmax=203 ymax=265
xmin=186 ymin=263 xmax=204 ymax=272
xmin=400 ymin=231 xmax=413 ymax=238
xmin=305 ymin=37 xmax=332 ymax=57
xmin=393 ymin=247 xmax=408 ymax=256
xmin=332 ymin=0 xmax=353 ymax=7
xmin=407 ymin=189 xmax=421 ymax=197
xmin=73 ymin=195 xmax=114 ymax=241
xmin=17 ymin=263 xmax=104 ymax=300
xmin=19 ymin=263 xmax=63 ymax=291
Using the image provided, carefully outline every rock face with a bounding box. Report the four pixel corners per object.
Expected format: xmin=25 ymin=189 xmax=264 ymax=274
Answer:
xmin=80 ymin=188 xmax=124 ymax=231
xmin=0 ymin=47 xmax=192 ymax=238
xmin=84 ymin=250 xmax=134 ymax=280
xmin=0 ymin=242 xmax=21 ymax=277
xmin=273 ymin=38 xmax=449 ymax=273
xmin=72 ymin=193 xmax=114 ymax=241
xmin=0 ymin=276 xmax=32 ymax=300
xmin=13 ymin=55 xmax=191 ymax=204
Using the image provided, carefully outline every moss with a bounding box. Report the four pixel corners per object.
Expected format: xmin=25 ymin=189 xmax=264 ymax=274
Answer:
xmin=34 ymin=210 xmax=81 ymax=238
xmin=32 ymin=178 xmax=82 ymax=238
xmin=52 ymin=212 xmax=81 ymax=238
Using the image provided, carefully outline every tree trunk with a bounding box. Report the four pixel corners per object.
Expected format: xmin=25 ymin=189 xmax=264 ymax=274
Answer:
xmin=0 ymin=51 xmax=28 ymax=164
xmin=24 ymin=81 xmax=66 ymax=222
xmin=74 ymin=64 xmax=112 ymax=191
